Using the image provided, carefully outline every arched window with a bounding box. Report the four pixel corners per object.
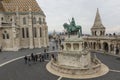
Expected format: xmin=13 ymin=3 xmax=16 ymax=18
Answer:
xmin=26 ymin=28 xmax=29 ymax=38
xmin=6 ymin=34 xmax=9 ymax=39
xmin=33 ymin=27 xmax=37 ymax=38
xmin=1 ymin=17 xmax=3 ymax=21
xmin=39 ymin=18 xmax=42 ymax=24
xmin=22 ymin=28 xmax=25 ymax=38
xmin=100 ymin=31 xmax=102 ymax=36
xmin=23 ymin=17 xmax=26 ymax=25
xmin=10 ymin=18 xmax=12 ymax=21
xmin=40 ymin=27 xmax=42 ymax=37
xmin=2 ymin=34 xmax=5 ymax=39
xmin=2 ymin=31 xmax=9 ymax=39
xmin=95 ymin=31 xmax=96 ymax=36
xmin=43 ymin=18 xmax=45 ymax=24
xmin=33 ymin=17 xmax=36 ymax=24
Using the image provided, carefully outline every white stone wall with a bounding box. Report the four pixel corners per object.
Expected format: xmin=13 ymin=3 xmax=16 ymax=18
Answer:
xmin=58 ymin=51 xmax=91 ymax=68
xmin=0 ymin=12 xmax=48 ymax=51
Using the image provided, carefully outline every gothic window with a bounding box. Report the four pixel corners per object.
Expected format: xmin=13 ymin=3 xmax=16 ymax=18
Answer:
xmin=22 ymin=28 xmax=25 ymax=38
xmin=39 ymin=18 xmax=42 ymax=24
xmin=23 ymin=17 xmax=26 ymax=25
xmin=26 ymin=28 xmax=29 ymax=38
xmin=43 ymin=18 xmax=45 ymax=24
xmin=2 ymin=31 xmax=9 ymax=39
xmin=10 ymin=18 xmax=12 ymax=21
xmin=1 ymin=17 xmax=3 ymax=21
xmin=33 ymin=27 xmax=37 ymax=38
xmin=33 ymin=17 xmax=36 ymax=24
xmin=40 ymin=27 xmax=42 ymax=37
xmin=2 ymin=34 xmax=5 ymax=39
xmin=6 ymin=34 xmax=9 ymax=39
xmin=100 ymin=31 xmax=102 ymax=36
xmin=95 ymin=31 xmax=96 ymax=36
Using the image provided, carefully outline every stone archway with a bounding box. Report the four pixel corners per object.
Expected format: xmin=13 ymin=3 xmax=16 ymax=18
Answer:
xmin=66 ymin=43 xmax=71 ymax=51
xmin=84 ymin=42 xmax=87 ymax=48
xmin=103 ymin=42 xmax=109 ymax=52
xmin=116 ymin=45 xmax=119 ymax=55
xmin=110 ymin=44 xmax=114 ymax=51
xmin=98 ymin=43 xmax=101 ymax=49
xmin=93 ymin=42 xmax=96 ymax=49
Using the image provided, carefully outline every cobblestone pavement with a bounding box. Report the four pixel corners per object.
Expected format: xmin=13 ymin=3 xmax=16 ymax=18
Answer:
xmin=0 ymin=52 xmax=120 ymax=80
xmin=0 ymin=40 xmax=120 ymax=80
xmin=0 ymin=41 xmax=57 ymax=65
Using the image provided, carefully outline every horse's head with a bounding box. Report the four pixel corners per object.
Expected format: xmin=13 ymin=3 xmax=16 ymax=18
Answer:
xmin=63 ymin=23 xmax=69 ymax=29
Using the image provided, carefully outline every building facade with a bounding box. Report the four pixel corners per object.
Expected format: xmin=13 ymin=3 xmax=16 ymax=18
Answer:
xmin=0 ymin=0 xmax=49 ymax=51
xmin=83 ymin=9 xmax=120 ymax=55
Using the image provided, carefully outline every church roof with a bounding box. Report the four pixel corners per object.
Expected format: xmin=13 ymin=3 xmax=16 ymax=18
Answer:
xmin=0 ymin=0 xmax=45 ymax=15
xmin=92 ymin=8 xmax=105 ymax=28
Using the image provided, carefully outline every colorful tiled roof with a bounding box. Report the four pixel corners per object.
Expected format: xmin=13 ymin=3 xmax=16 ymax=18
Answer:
xmin=0 ymin=0 xmax=44 ymax=14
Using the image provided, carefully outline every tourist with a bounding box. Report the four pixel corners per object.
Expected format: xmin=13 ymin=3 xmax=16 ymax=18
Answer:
xmin=39 ymin=54 xmax=42 ymax=62
xmin=24 ymin=56 xmax=28 ymax=64
xmin=31 ymin=53 xmax=34 ymax=61
xmin=28 ymin=56 xmax=31 ymax=66
xmin=35 ymin=54 xmax=38 ymax=62
xmin=41 ymin=54 xmax=44 ymax=62
xmin=46 ymin=53 xmax=49 ymax=59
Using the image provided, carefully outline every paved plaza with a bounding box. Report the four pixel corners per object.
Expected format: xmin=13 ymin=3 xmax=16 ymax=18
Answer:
xmin=0 ymin=41 xmax=120 ymax=80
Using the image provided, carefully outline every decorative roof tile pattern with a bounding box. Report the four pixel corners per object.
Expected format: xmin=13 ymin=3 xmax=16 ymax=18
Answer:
xmin=0 ymin=0 xmax=44 ymax=14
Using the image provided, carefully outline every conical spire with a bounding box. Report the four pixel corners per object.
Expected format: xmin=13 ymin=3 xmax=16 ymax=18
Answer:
xmin=92 ymin=8 xmax=104 ymax=28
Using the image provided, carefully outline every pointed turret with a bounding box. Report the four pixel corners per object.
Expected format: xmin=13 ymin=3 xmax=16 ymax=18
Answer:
xmin=92 ymin=8 xmax=104 ymax=28
xmin=91 ymin=8 xmax=106 ymax=36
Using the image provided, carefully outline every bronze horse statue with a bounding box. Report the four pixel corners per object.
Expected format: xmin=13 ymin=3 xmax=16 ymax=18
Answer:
xmin=63 ymin=18 xmax=82 ymax=37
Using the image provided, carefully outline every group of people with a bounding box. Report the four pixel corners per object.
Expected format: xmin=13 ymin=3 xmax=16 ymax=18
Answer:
xmin=24 ymin=52 xmax=49 ymax=66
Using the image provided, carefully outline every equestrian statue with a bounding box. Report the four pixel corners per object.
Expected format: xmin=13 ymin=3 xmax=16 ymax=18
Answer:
xmin=63 ymin=17 xmax=82 ymax=38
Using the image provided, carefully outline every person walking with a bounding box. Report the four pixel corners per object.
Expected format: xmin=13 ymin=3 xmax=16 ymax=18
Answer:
xmin=41 ymin=54 xmax=44 ymax=62
xmin=24 ymin=56 xmax=28 ymax=64
xmin=35 ymin=54 xmax=38 ymax=62
xmin=31 ymin=53 xmax=34 ymax=61
xmin=39 ymin=54 xmax=42 ymax=62
xmin=28 ymin=56 xmax=31 ymax=66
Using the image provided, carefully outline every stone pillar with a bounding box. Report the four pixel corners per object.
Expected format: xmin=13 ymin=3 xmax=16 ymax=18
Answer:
xmin=108 ymin=43 xmax=111 ymax=53
xmin=114 ymin=45 xmax=117 ymax=55
xmin=79 ymin=43 xmax=82 ymax=50
xmin=101 ymin=43 xmax=104 ymax=51
xmin=64 ymin=43 xmax=66 ymax=51
xmin=119 ymin=45 xmax=120 ymax=55
xmin=37 ymin=27 xmax=41 ymax=48
xmin=28 ymin=9 xmax=34 ymax=49
xmin=0 ymin=17 xmax=1 ymax=27
xmin=71 ymin=43 xmax=74 ymax=51
xmin=12 ymin=16 xmax=15 ymax=27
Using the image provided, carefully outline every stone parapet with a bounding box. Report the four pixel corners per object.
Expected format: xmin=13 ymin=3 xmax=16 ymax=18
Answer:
xmin=50 ymin=60 xmax=101 ymax=75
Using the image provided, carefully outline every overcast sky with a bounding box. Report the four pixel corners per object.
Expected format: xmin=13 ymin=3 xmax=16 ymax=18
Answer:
xmin=36 ymin=0 xmax=120 ymax=34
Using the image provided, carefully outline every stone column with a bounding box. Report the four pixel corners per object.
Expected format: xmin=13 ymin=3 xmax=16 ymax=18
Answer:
xmin=12 ymin=16 xmax=15 ymax=27
xmin=119 ymin=45 xmax=120 ymax=55
xmin=71 ymin=43 xmax=74 ymax=51
xmin=28 ymin=10 xmax=34 ymax=49
xmin=0 ymin=17 xmax=1 ymax=27
xmin=79 ymin=43 xmax=82 ymax=50
xmin=101 ymin=43 xmax=104 ymax=51
xmin=114 ymin=45 xmax=117 ymax=55
xmin=64 ymin=43 xmax=66 ymax=51
xmin=108 ymin=43 xmax=111 ymax=53
xmin=38 ymin=27 xmax=41 ymax=48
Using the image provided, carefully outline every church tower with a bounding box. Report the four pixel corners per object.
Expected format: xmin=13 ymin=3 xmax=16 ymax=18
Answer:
xmin=91 ymin=8 xmax=106 ymax=36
